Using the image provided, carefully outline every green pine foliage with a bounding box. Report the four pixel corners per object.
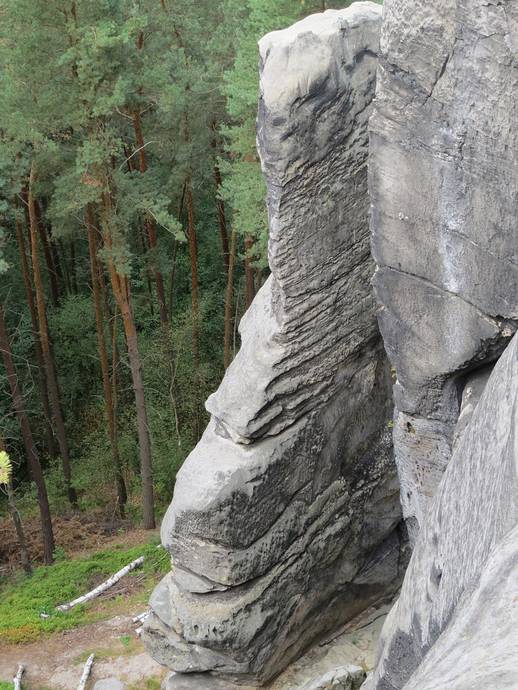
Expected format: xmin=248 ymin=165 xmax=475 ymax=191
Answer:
xmin=0 ymin=0 xmax=381 ymax=546
xmin=221 ymin=0 xmax=361 ymax=261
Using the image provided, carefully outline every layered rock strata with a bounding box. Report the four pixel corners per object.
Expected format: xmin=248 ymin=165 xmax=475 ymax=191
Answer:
xmin=144 ymin=4 xmax=405 ymax=687
xmin=366 ymin=332 xmax=518 ymax=689
xmin=369 ymin=0 xmax=518 ymax=540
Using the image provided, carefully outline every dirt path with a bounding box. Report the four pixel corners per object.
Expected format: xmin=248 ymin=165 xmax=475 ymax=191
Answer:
xmin=0 ymin=595 xmax=391 ymax=690
xmin=0 ymin=606 xmax=165 ymax=690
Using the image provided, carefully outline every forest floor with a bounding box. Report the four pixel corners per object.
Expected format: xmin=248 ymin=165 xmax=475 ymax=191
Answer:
xmin=0 ymin=609 xmax=165 ymax=690
xmin=0 ymin=525 xmax=391 ymax=690
xmin=0 ymin=599 xmax=390 ymax=690
xmin=0 ymin=528 xmax=167 ymax=690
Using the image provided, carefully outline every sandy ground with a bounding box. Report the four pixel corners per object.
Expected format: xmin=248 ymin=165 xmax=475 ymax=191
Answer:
xmin=0 ymin=606 xmax=165 ymax=689
xmin=0 ymin=596 xmax=390 ymax=690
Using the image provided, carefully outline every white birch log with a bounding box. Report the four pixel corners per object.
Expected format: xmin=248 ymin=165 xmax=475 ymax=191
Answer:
xmin=13 ymin=664 xmax=25 ymax=690
xmin=77 ymin=653 xmax=94 ymax=690
xmin=56 ymin=556 xmax=145 ymax=612
xmin=132 ymin=610 xmax=150 ymax=624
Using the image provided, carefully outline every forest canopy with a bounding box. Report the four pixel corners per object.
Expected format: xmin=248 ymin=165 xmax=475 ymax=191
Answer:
xmin=0 ymin=0 xmax=366 ymax=566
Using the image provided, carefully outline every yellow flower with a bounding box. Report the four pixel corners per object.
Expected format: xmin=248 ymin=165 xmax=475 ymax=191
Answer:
xmin=0 ymin=450 xmax=12 ymax=485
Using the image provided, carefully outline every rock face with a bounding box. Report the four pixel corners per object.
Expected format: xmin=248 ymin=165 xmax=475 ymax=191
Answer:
xmin=366 ymin=332 xmax=518 ymax=689
xmin=369 ymin=0 xmax=518 ymax=541
xmin=144 ymin=4 xmax=405 ymax=687
xmin=301 ymin=665 xmax=366 ymax=690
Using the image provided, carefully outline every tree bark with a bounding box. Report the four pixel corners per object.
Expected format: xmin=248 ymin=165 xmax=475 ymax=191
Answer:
xmin=167 ymin=241 xmax=179 ymax=316
xmin=131 ymin=110 xmax=169 ymax=327
xmin=136 ymin=221 xmax=155 ymax=316
xmin=34 ymin=199 xmax=61 ymax=307
xmin=186 ymin=182 xmax=200 ymax=370
xmin=77 ymin=654 xmax=94 ymax=690
xmin=14 ymin=203 xmax=56 ymax=457
xmin=7 ymin=479 xmax=32 ymax=575
xmin=86 ymin=204 xmax=127 ymax=517
xmin=0 ymin=304 xmax=55 ymax=564
xmin=56 ymin=556 xmax=144 ymax=611
xmin=100 ymin=190 xmax=155 ymax=530
xmin=69 ymin=240 xmax=78 ymax=294
xmin=213 ymin=162 xmax=229 ymax=274
xmin=13 ymin=664 xmax=25 ymax=690
xmin=224 ymin=228 xmax=238 ymax=370
xmin=186 ymin=182 xmax=202 ymax=438
xmin=0 ymin=433 xmax=32 ymax=575
xmin=244 ymin=234 xmax=256 ymax=309
xmin=28 ymin=162 xmax=77 ymax=508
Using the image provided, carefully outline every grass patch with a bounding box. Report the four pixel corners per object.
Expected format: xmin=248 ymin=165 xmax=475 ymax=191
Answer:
xmin=0 ymin=538 xmax=169 ymax=644
xmin=74 ymin=634 xmax=141 ymax=663
xmin=127 ymin=679 xmax=162 ymax=690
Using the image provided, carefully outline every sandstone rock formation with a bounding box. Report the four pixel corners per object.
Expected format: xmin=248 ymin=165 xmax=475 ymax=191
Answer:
xmin=143 ymin=4 xmax=406 ymax=687
xmin=369 ymin=0 xmax=518 ymax=541
xmin=364 ymin=2 xmax=518 ymax=685
xmin=301 ymin=665 xmax=366 ymax=690
xmin=366 ymin=332 xmax=518 ymax=689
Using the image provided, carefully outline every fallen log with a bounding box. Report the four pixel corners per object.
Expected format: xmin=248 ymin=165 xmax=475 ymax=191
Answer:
xmin=77 ymin=653 xmax=94 ymax=690
xmin=132 ymin=610 xmax=150 ymax=624
xmin=13 ymin=664 xmax=25 ymax=690
xmin=56 ymin=556 xmax=145 ymax=612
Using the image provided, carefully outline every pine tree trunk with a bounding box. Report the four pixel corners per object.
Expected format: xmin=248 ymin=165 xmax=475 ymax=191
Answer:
xmin=86 ymin=204 xmax=127 ymax=517
xmin=100 ymin=192 xmax=155 ymax=530
xmin=131 ymin=110 xmax=169 ymax=326
xmin=111 ymin=308 xmax=120 ymax=468
xmin=168 ymin=241 xmax=179 ymax=316
xmin=14 ymin=204 xmax=56 ymax=457
xmin=28 ymin=162 xmax=77 ymax=508
xmin=186 ymin=182 xmax=202 ymax=438
xmin=70 ymin=240 xmax=78 ymax=293
xmin=60 ymin=239 xmax=73 ymax=295
xmin=7 ymin=480 xmax=32 ymax=575
xmin=224 ymin=228 xmax=238 ymax=370
xmin=136 ymin=222 xmax=155 ymax=316
xmin=0 ymin=305 xmax=54 ymax=564
xmin=213 ymin=162 xmax=230 ymax=275
xmin=34 ymin=199 xmax=61 ymax=307
xmin=244 ymin=234 xmax=256 ymax=309
xmin=186 ymin=183 xmax=200 ymax=370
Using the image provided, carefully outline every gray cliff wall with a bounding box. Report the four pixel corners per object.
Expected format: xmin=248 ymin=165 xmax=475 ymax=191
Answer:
xmin=366 ymin=0 xmax=518 ymax=687
xmin=367 ymin=332 xmax=518 ymax=689
xmin=369 ymin=0 xmax=518 ymax=541
xmin=143 ymin=4 xmax=405 ymax=688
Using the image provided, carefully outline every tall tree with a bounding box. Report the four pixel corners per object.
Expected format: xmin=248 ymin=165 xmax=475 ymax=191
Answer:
xmin=224 ymin=227 xmax=238 ymax=369
xmin=129 ymin=26 xmax=169 ymax=326
xmin=28 ymin=163 xmax=77 ymax=508
xmin=86 ymin=204 xmax=127 ymax=516
xmin=14 ymin=200 xmax=56 ymax=457
xmin=0 ymin=442 xmax=32 ymax=575
xmin=99 ymin=184 xmax=155 ymax=529
xmin=0 ymin=302 xmax=55 ymax=564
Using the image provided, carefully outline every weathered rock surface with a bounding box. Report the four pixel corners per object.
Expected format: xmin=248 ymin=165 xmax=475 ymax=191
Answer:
xmin=144 ymin=4 xmax=405 ymax=687
xmin=366 ymin=333 xmax=518 ymax=689
xmin=301 ymin=665 xmax=365 ymax=690
xmin=369 ymin=0 xmax=518 ymax=537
